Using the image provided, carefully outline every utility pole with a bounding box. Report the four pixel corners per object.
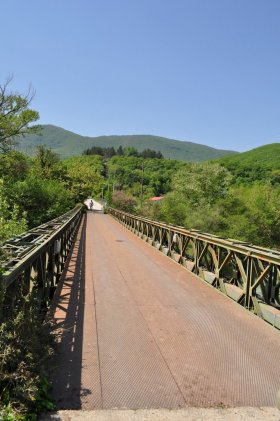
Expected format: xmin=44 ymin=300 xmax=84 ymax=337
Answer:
xmin=112 ymin=170 xmax=116 ymax=193
xmin=107 ymin=166 xmax=110 ymax=198
xmin=140 ymin=161 xmax=144 ymax=208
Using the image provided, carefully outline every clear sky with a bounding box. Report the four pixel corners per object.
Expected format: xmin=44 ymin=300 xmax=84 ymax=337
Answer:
xmin=1 ymin=0 xmax=279 ymax=152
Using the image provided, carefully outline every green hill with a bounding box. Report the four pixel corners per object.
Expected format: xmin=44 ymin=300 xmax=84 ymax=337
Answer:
xmin=17 ymin=124 xmax=236 ymax=161
xmin=217 ymin=143 xmax=280 ymax=183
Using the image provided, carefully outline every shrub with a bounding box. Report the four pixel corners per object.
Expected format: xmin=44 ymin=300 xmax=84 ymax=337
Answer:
xmin=111 ymin=190 xmax=137 ymax=213
xmin=0 ymin=288 xmax=56 ymax=420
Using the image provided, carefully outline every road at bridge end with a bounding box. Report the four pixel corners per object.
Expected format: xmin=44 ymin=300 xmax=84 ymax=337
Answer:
xmin=49 ymin=212 xmax=280 ymax=410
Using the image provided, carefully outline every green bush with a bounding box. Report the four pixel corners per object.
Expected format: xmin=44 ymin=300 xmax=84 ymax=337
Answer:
xmin=12 ymin=176 xmax=74 ymax=227
xmin=0 ymin=289 xmax=56 ymax=420
xmin=0 ymin=179 xmax=27 ymax=243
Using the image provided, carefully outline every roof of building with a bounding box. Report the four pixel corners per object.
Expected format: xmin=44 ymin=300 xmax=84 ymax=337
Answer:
xmin=149 ymin=196 xmax=164 ymax=202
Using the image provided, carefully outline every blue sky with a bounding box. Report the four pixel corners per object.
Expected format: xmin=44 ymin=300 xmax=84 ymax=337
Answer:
xmin=1 ymin=0 xmax=279 ymax=151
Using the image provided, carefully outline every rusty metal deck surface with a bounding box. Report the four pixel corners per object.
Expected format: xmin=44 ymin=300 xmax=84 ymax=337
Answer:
xmin=50 ymin=213 xmax=280 ymax=409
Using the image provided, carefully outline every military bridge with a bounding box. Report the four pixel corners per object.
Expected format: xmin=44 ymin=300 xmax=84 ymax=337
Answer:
xmin=2 ymin=206 xmax=280 ymax=417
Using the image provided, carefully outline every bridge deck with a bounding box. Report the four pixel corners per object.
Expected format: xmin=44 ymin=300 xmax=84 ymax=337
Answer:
xmin=50 ymin=213 xmax=280 ymax=409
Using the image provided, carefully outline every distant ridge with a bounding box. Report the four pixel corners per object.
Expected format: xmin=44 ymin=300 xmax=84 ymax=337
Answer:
xmin=216 ymin=143 xmax=280 ymax=182
xmin=17 ymin=124 xmax=237 ymax=161
xmin=217 ymin=143 xmax=280 ymax=169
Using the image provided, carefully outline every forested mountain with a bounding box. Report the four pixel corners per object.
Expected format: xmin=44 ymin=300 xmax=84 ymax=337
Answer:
xmin=17 ymin=124 xmax=236 ymax=161
xmin=217 ymin=143 xmax=280 ymax=183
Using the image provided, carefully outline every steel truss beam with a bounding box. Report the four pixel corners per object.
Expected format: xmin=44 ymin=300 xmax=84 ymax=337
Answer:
xmin=0 ymin=206 xmax=84 ymax=320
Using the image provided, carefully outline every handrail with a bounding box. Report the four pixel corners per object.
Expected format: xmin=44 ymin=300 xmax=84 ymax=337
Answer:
xmin=0 ymin=205 xmax=84 ymax=319
xmin=109 ymin=207 xmax=280 ymax=329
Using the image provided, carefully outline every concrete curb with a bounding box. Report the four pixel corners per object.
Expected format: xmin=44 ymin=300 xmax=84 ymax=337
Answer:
xmin=39 ymin=407 xmax=280 ymax=421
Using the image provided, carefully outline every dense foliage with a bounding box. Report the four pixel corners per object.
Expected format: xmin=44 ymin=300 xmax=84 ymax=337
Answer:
xmin=2 ymin=144 xmax=280 ymax=250
xmin=0 ymin=78 xmax=40 ymax=153
xmin=83 ymin=145 xmax=164 ymax=159
xmin=217 ymin=143 xmax=280 ymax=184
xmin=107 ymin=155 xmax=184 ymax=199
xmin=0 ymin=180 xmax=27 ymax=244
xmin=0 ymin=298 xmax=55 ymax=420
xmin=106 ymin=148 xmax=280 ymax=249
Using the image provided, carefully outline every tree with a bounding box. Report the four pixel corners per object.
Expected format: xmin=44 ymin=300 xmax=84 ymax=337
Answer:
xmin=12 ymin=176 xmax=73 ymax=227
xmin=111 ymin=190 xmax=136 ymax=212
xmin=0 ymin=76 xmax=40 ymax=152
xmin=0 ymin=150 xmax=29 ymax=182
xmin=64 ymin=156 xmax=105 ymax=201
xmin=0 ymin=179 xmax=27 ymax=242
xmin=124 ymin=146 xmax=138 ymax=157
xmin=117 ymin=145 xmax=124 ymax=156
xmin=32 ymin=145 xmax=63 ymax=179
xmin=172 ymin=162 xmax=232 ymax=207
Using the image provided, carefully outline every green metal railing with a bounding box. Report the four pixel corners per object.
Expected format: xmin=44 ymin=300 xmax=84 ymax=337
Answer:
xmin=0 ymin=205 xmax=84 ymax=320
xmin=109 ymin=208 xmax=280 ymax=329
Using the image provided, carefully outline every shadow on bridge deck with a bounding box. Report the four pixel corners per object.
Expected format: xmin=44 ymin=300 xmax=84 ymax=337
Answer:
xmin=49 ymin=213 xmax=100 ymax=409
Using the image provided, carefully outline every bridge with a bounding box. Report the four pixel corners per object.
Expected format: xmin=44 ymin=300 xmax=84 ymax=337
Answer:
xmin=1 ymin=206 xmax=280 ymax=419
